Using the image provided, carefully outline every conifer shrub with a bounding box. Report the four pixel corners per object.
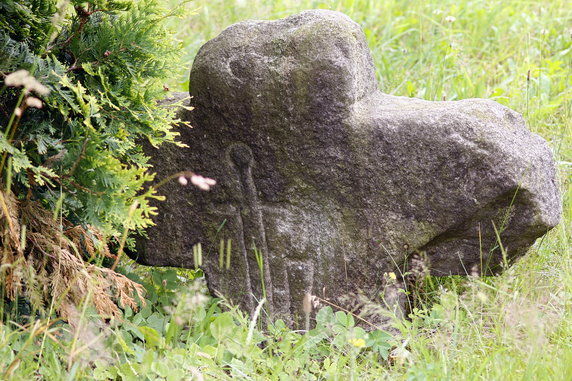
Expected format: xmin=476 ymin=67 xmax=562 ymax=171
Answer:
xmin=0 ymin=0 xmax=186 ymax=320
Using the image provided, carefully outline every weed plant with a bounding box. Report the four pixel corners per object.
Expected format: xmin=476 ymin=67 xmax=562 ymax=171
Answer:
xmin=1 ymin=0 xmax=571 ymax=380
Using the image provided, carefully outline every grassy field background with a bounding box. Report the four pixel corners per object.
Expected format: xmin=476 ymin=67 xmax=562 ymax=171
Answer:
xmin=2 ymin=0 xmax=571 ymax=379
xmin=167 ymin=2 xmax=572 ymax=376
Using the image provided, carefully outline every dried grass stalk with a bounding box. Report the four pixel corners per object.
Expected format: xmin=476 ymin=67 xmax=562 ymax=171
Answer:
xmin=0 ymin=190 xmax=145 ymax=323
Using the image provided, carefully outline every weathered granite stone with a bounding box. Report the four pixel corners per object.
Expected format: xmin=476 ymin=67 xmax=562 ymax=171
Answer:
xmin=136 ymin=10 xmax=561 ymax=324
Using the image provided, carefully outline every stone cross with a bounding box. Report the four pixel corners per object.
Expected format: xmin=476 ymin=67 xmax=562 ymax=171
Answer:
xmin=136 ymin=10 xmax=561 ymax=325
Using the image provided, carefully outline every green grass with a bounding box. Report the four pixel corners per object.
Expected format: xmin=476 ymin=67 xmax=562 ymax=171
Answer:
xmin=2 ymin=0 xmax=572 ymax=379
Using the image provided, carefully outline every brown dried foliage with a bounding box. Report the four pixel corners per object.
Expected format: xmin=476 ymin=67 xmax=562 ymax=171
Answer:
xmin=0 ymin=190 xmax=145 ymax=323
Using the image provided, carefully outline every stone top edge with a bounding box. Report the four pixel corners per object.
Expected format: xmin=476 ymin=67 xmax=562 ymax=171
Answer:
xmin=218 ymin=9 xmax=361 ymax=35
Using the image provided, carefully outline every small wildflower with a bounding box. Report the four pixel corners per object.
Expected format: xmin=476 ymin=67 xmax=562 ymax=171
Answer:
xmin=389 ymin=344 xmax=411 ymax=365
xmin=312 ymin=295 xmax=320 ymax=309
xmin=476 ymin=291 xmax=488 ymax=303
xmin=14 ymin=108 xmax=22 ymax=117
xmin=104 ymin=50 xmax=112 ymax=57
xmin=191 ymin=174 xmax=216 ymax=191
xmin=4 ymin=69 xmax=29 ymax=87
xmin=178 ymin=175 xmax=188 ymax=185
xmin=445 ymin=15 xmax=456 ymax=23
xmin=349 ymin=338 xmax=366 ymax=348
xmin=25 ymin=96 xmax=43 ymax=109
xmin=384 ymin=271 xmax=397 ymax=283
xmin=163 ymin=84 xmax=170 ymax=91
xmin=4 ymin=69 xmax=50 ymax=95
xmin=22 ymin=75 xmax=49 ymax=95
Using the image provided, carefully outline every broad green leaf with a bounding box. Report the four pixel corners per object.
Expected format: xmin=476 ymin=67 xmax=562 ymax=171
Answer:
xmin=209 ymin=312 xmax=235 ymax=341
xmin=138 ymin=326 xmax=163 ymax=349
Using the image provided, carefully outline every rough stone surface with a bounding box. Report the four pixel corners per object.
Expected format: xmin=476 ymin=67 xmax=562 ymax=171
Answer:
xmin=136 ymin=10 xmax=561 ymax=324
